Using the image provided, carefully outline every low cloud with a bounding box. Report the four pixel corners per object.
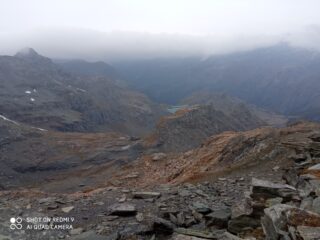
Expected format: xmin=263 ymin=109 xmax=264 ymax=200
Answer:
xmin=0 ymin=26 xmax=320 ymax=62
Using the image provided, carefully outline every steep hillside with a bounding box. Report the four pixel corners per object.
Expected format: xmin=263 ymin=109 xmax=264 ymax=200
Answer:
xmin=116 ymin=43 xmax=320 ymax=121
xmin=0 ymin=48 xmax=165 ymax=135
xmin=116 ymin=121 xmax=320 ymax=188
xmin=143 ymin=104 xmax=265 ymax=152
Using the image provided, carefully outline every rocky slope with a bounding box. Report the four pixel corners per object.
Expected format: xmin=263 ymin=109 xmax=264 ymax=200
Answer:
xmin=143 ymin=104 xmax=266 ymax=152
xmin=121 ymin=122 xmax=320 ymax=187
xmin=1 ymin=121 xmax=320 ymax=239
xmin=0 ymin=114 xmax=142 ymax=192
xmin=0 ymin=48 xmax=165 ymax=135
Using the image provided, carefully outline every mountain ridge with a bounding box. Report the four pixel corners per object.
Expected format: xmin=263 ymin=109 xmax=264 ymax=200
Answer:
xmin=0 ymin=48 xmax=166 ymax=135
xmin=143 ymin=103 xmax=266 ymax=152
xmin=116 ymin=43 xmax=320 ymax=121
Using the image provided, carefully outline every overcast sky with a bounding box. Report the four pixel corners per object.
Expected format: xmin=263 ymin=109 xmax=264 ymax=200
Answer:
xmin=1 ymin=0 xmax=320 ymax=61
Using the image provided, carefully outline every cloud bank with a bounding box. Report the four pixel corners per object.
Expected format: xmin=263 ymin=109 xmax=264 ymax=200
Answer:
xmin=1 ymin=0 xmax=320 ymax=61
xmin=1 ymin=27 xmax=320 ymax=61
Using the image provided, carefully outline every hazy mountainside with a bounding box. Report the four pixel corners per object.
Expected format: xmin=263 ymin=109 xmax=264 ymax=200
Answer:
xmin=55 ymin=59 xmax=119 ymax=79
xmin=143 ymin=104 xmax=265 ymax=152
xmin=116 ymin=43 xmax=320 ymax=121
xmin=0 ymin=48 xmax=165 ymax=135
xmin=182 ymin=91 xmax=288 ymax=127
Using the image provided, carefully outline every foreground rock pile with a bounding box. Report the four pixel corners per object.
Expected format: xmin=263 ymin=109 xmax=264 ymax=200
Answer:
xmin=0 ymin=178 xmax=250 ymax=240
xmin=262 ymin=132 xmax=320 ymax=239
xmin=223 ymin=131 xmax=320 ymax=240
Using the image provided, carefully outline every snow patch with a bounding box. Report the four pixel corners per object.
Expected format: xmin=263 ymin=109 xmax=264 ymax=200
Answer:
xmin=31 ymin=126 xmax=48 ymax=132
xmin=25 ymin=90 xmax=32 ymax=94
xmin=76 ymin=88 xmax=87 ymax=93
xmin=0 ymin=114 xmax=20 ymax=125
xmin=121 ymin=145 xmax=131 ymax=150
xmin=0 ymin=114 xmax=47 ymax=131
xmin=30 ymin=98 xmax=35 ymax=102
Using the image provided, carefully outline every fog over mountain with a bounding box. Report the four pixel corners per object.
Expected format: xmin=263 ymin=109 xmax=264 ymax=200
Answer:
xmin=1 ymin=0 xmax=320 ymax=60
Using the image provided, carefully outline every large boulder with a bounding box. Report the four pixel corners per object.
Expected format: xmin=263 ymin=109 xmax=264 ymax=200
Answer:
xmin=261 ymin=204 xmax=294 ymax=240
xmin=251 ymin=178 xmax=298 ymax=200
xmin=261 ymin=204 xmax=320 ymax=240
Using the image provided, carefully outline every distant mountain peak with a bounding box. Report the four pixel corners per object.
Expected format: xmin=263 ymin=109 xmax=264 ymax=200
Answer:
xmin=15 ymin=47 xmax=52 ymax=64
xmin=15 ymin=47 xmax=40 ymax=58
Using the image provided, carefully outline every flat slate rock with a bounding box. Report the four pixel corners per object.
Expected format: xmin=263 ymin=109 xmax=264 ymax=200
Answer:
xmin=109 ymin=203 xmax=137 ymax=216
xmin=251 ymin=178 xmax=297 ymax=198
xmin=132 ymin=191 xmax=161 ymax=199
